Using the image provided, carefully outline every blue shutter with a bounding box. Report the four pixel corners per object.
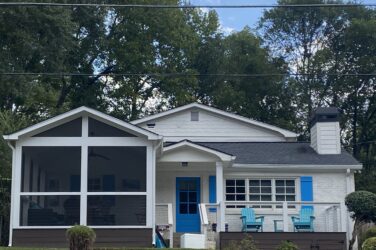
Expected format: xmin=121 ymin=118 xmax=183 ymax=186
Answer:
xmin=209 ymin=176 xmax=216 ymax=212
xmin=300 ymin=176 xmax=313 ymax=209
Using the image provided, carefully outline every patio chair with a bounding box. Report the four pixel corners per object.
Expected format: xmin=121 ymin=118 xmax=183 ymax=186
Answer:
xmin=291 ymin=207 xmax=315 ymax=232
xmin=240 ymin=207 xmax=264 ymax=232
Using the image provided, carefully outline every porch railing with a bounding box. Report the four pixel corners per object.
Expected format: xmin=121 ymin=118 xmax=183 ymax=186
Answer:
xmin=198 ymin=203 xmax=220 ymax=249
xmin=223 ymin=201 xmax=348 ymax=233
xmin=155 ymin=203 xmax=173 ymax=248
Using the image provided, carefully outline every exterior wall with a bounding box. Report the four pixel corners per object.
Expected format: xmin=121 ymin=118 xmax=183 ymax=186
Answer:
xmin=223 ymin=170 xmax=352 ymax=233
xmin=13 ymin=228 xmax=152 ymax=248
xmin=310 ymin=122 xmax=341 ymax=154
xmin=139 ymin=109 xmax=287 ymax=142
xmin=156 ymin=163 xmax=216 ymax=232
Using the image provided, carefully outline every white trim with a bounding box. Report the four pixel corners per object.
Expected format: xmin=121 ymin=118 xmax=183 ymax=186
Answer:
xmin=131 ymin=103 xmax=297 ymax=138
xmin=8 ymin=142 xmax=16 ymax=247
xmin=18 ymin=137 xmax=151 ymax=146
xmin=81 ymin=116 xmax=88 ymax=225
xmin=3 ymin=106 xmax=162 ymax=140
xmin=232 ymin=163 xmax=363 ymax=170
xmin=14 ymin=225 xmax=150 ymax=229
xmin=163 ymin=140 xmax=236 ymax=162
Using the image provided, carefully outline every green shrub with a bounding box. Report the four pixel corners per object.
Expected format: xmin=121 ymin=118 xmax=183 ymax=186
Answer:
xmin=66 ymin=225 xmax=96 ymax=250
xmin=363 ymin=227 xmax=376 ymax=242
xmin=224 ymin=234 xmax=258 ymax=250
xmin=276 ymin=240 xmax=299 ymax=250
xmin=362 ymin=237 xmax=376 ymax=250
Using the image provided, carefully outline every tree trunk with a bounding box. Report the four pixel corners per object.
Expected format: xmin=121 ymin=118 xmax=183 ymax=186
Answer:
xmin=349 ymin=219 xmax=361 ymax=250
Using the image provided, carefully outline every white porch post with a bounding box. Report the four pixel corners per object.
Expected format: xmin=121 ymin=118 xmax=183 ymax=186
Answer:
xmin=216 ymin=161 xmax=225 ymax=232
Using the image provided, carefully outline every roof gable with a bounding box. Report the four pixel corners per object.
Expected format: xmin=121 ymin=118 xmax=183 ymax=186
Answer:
xmin=132 ymin=103 xmax=297 ymax=141
xmin=3 ymin=106 xmax=161 ymax=140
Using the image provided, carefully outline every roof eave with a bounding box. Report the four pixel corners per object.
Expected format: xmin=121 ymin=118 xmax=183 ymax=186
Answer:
xmin=232 ymin=163 xmax=362 ymax=170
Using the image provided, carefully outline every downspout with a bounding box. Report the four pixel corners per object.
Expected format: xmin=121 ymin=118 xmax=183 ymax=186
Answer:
xmin=6 ymin=141 xmax=16 ymax=247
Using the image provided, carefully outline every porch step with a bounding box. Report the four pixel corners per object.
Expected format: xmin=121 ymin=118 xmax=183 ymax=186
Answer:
xmin=173 ymin=233 xmax=183 ymax=248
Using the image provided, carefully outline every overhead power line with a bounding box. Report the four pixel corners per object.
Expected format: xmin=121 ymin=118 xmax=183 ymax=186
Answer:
xmin=0 ymin=2 xmax=376 ymax=8
xmin=1 ymin=72 xmax=376 ymax=78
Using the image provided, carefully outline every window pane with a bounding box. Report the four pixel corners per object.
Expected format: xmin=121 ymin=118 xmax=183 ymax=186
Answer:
xmin=236 ymin=180 xmax=245 ymax=186
xmin=286 ymin=187 xmax=295 ymax=193
xmin=22 ymin=147 xmax=81 ymax=192
xmin=286 ymin=180 xmax=295 ymax=186
xmin=88 ymin=118 xmax=136 ymax=137
xmin=226 ymin=187 xmax=235 ymax=193
xmin=226 ymin=180 xmax=235 ymax=186
xmin=249 ymin=180 xmax=259 ymax=186
xmin=276 ymin=187 xmax=285 ymax=193
xmin=33 ymin=118 xmax=82 ymax=137
xmin=261 ymin=195 xmax=272 ymax=201
xmin=226 ymin=195 xmax=235 ymax=200
xmin=286 ymin=195 xmax=295 ymax=201
xmin=87 ymin=195 xmax=146 ymax=226
xmin=261 ymin=180 xmax=271 ymax=186
xmin=276 ymin=195 xmax=285 ymax=201
xmin=236 ymin=195 xmax=245 ymax=201
xmin=249 ymin=195 xmax=259 ymax=201
xmin=276 ymin=180 xmax=284 ymax=186
xmin=189 ymin=204 xmax=197 ymax=214
xmin=180 ymin=192 xmax=188 ymax=202
xmin=249 ymin=187 xmax=260 ymax=193
xmin=236 ymin=187 xmax=245 ymax=193
xmin=180 ymin=204 xmax=188 ymax=214
xmin=189 ymin=192 xmax=197 ymax=203
xmin=20 ymin=195 xmax=80 ymax=226
xmin=88 ymin=147 xmax=146 ymax=192
xmin=261 ymin=187 xmax=272 ymax=193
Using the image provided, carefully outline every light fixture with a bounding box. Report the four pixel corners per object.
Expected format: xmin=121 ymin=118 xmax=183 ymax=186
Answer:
xmin=181 ymin=162 xmax=188 ymax=167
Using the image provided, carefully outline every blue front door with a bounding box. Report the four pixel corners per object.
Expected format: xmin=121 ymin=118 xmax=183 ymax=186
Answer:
xmin=176 ymin=177 xmax=201 ymax=232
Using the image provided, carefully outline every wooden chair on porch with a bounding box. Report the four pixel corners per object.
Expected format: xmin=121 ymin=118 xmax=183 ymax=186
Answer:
xmin=291 ymin=207 xmax=315 ymax=232
xmin=240 ymin=208 xmax=264 ymax=232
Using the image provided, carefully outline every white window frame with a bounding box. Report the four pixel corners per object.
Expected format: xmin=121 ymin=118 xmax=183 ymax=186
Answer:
xmin=225 ymin=177 xmax=300 ymax=212
xmin=13 ymin=115 xmax=153 ymax=229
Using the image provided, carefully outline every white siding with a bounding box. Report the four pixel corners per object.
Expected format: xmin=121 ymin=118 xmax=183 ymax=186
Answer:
xmin=139 ymin=109 xmax=286 ymax=142
xmin=310 ymin=122 xmax=341 ymax=154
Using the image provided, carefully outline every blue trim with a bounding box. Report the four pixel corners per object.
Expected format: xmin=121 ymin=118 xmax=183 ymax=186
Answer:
xmin=176 ymin=177 xmax=201 ymax=232
xmin=300 ymin=176 xmax=313 ymax=209
xmin=209 ymin=176 xmax=217 ymax=212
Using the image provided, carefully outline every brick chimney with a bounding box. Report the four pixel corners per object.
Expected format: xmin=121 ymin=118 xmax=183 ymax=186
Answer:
xmin=310 ymin=107 xmax=341 ymax=155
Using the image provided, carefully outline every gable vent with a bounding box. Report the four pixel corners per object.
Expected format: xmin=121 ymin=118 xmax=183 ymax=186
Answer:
xmin=191 ymin=111 xmax=199 ymax=121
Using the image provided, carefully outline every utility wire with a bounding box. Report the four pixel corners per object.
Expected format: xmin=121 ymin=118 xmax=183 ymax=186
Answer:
xmin=0 ymin=2 xmax=376 ymax=8
xmin=1 ymin=72 xmax=376 ymax=78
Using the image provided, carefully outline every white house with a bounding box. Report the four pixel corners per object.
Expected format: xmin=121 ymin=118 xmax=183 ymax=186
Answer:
xmin=3 ymin=103 xmax=361 ymax=249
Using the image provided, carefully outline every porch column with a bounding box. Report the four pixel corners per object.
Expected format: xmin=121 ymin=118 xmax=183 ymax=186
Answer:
xmin=216 ymin=161 xmax=225 ymax=232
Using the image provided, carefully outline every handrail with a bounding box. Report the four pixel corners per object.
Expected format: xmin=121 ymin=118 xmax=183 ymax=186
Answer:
xmin=199 ymin=204 xmax=209 ymax=225
xmin=155 ymin=203 xmax=174 ymax=248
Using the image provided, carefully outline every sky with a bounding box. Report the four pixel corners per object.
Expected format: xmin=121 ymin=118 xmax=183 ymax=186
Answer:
xmin=189 ymin=0 xmax=376 ymax=34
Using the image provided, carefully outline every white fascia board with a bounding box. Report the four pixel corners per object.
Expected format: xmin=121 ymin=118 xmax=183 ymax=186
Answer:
xmin=232 ymin=163 xmax=363 ymax=170
xmin=131 ymin=103 xmax=298 ymax=138
xmin=3 ymin=106 xmax=162 ymax=141
xmin=163 ymin=140 xmax=236 ymax=162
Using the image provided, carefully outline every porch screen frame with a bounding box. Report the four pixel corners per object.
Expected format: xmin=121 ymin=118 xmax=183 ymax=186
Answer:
xmin=13 ymin=115 xmax=153 ymax=229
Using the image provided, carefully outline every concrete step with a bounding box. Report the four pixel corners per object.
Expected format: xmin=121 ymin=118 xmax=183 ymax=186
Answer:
xmin=173 ymin=233 xmax=183 ymax=248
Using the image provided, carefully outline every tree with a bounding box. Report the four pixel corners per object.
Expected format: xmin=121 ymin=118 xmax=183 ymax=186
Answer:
xmin=258 ymin=0 xmax=348 ymax=137
xmin=345 ymin=191 xmax=376 ymax=250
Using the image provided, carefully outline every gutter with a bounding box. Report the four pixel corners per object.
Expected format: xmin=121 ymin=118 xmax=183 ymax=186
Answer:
xmin=232 ymin=163 xmax=363 ymax=170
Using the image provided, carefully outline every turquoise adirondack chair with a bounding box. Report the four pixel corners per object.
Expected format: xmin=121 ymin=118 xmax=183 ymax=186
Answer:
xmin=240 ymin=208 xmax=264 ymax=232
xmin=291 ymin=207 xmax=315 ymax=232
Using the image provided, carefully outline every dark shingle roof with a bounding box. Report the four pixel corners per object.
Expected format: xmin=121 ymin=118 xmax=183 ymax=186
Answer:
xmin=194 ymin=142 xmax=360 ymax=165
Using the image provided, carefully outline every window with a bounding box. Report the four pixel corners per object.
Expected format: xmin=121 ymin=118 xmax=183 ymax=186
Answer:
xmin=20 ymin=195 xmax=80 ymax=226
xmin=225 ymin=179 xmax=246 ymax=208
xmin=87 ymin=195 xmax=146 ymax=226
xmin=225 ymin=178 xmax=297 ymax=209
xmin=88 ymin=117 xmax=135 ymax=137
xmin=21 ymin=147 xmax=81 ymax=192
xmin=191 ymin=111 xmax=199 ymax=121
xmin=87 ymin=147 xmax=146 ymax=192
xmin=33 ymin=118 xmax=82 ymax=137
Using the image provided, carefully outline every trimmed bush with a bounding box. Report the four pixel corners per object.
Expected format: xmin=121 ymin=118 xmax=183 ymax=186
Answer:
xmin=363 ymin=227 xmax=376 ymax=242
xmin=276 ymin=240 xmax=299 ymax=250
xmin=362 ymin=237 xmax=376 ymax=250
xmin=224 ymin=234 xmax=258 ymax=250
xmin=66 ymin=225 xmax=96 ymax=250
